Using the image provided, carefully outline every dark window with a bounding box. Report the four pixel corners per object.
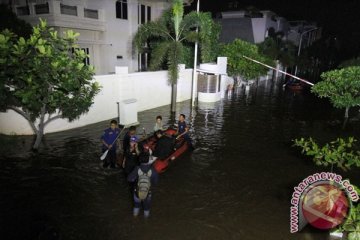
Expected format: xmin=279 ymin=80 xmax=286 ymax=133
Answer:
xmin=140 ymin=5 xmax=145 ymax=24
xmin=60 ymin=4 xmax=77 ymax=16
xmin=35 ymin=3 xmax=49 ymax=14
xmin=84 ymin=8 xmax=98 ymax=19
xmin=116 ymin=0 xmax=128 ymax=20
xmin=147 ymin=6 xmax=151 ymax=22
xmin=17 ymin=6 xmax=30 ymax=16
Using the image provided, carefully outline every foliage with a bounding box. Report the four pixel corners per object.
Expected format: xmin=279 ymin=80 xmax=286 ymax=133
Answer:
xmin=221 ymin=39 xmax=273 ymax=80
xmin=312 ymin=66 xmax=360 ymax=118
xmin=0 ymin=20 xmax=100 ymax=149
xmin=135 ymin=1 xmax=220 ymax=83
xmin=258 ymin=35 xmax=296 ymax=68
xmin=0 ymin=4 xmax=32 ymax=38
xmin=335 ymin=185 xmax=360 ymax=239
xmin=134 ymin=0 xmax=220 ymax=112
xmin=294 ymin=136 xmax=360 ymax=237
xmin=293 ymin=137 xmax=360 ymax=171
xmin=197 ymin=12 xmax=221 ymax=63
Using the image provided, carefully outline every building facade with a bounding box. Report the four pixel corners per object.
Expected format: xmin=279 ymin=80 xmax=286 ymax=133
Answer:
xmin=287 ymin=21 xmax=322 ymax=49
xmin=4 ymin=0 xmax=170 ymax=74
xmin=217 ymin=9 xmax=322 ymax=53
xmin=218 ymin=10 xmax=289 ymax=44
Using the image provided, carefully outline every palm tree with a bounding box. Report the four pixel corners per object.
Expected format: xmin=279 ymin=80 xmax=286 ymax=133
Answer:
xmin=134 ymin=0 xmax=219 ymax=113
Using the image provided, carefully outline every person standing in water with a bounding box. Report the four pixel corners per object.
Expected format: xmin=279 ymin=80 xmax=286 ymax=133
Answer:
xmin=101 ymin=120 xmax=120 ymax=168
xmin=127 ymin=151 xmax=159 ymax=218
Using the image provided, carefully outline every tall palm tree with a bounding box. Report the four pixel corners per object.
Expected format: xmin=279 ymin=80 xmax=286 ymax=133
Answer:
xmin=134 ymin=0 xmax=218 ymax=113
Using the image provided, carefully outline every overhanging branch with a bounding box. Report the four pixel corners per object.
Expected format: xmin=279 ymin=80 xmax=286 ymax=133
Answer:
xmin=44 ymin=115 xmax=62 ymax=126
xmin=8 ymin=106 xmax=38 ymax=134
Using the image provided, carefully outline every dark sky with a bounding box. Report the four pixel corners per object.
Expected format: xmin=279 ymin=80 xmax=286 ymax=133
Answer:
xmin=186 ymin=0 xmax=360 ymax=58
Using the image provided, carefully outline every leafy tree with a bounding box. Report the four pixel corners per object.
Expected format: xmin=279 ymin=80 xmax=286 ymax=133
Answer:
xmin=312 ymin=66 xmax=360 ymax=118
xmin=0 ymin=20 xmax=100 ymax=149
xmin=221 ymin=39 xmax=273 ymax=81
xmin=293 ymin=137 xmax=360 ymax=238
xmin=258 ymin=37 xmax=296 ymax=68
xmin=293 ymin=137 xmax=360 ymax=171
xmin=134 ymin=0 xmax=220 ymax=113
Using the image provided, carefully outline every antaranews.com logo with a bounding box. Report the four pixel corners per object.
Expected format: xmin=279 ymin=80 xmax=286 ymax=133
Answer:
xmin=290 ymin=172 xmax=359 ymax=233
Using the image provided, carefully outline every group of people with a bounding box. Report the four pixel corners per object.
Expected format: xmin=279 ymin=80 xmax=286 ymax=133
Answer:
xmin=100 ymin=114 xmax=193 ymax=218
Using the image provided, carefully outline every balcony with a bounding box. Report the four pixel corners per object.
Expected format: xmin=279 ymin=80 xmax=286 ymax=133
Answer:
xmin=14 ymin=0 xmax=105 ymax=32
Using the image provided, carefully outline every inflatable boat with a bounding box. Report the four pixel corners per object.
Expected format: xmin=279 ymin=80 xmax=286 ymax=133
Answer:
xmin=141 ymin=128 xmax=189 ymax=173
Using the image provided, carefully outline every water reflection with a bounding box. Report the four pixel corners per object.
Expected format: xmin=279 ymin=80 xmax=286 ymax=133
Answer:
xmin=0 ymin=80 xmax=359 ymax=240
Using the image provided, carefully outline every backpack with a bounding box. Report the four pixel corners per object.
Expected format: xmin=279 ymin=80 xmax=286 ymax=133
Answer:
xmin=137 ymin=168 xmax=152 ymax=200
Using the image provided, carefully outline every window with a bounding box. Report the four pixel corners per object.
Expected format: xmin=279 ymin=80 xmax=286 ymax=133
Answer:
xmin=84 ymin=8 xmax=99 ymax=19
xmin=147 ymin=6 xmax=151 ymax=22
xmin=60 ymin=4 xmax=77 ymax=16
xmin=71 ymin=48 xmax=90 ymax=66
xmin=140 ymin=5 xmax=145 ymax=24
xmin=17 ymin=6 xmax=30 ymax=16
xmin=116 ymin=0 xmax=128 ymax=20
xmin=35 ymin=3 xmax=49 ymax=14
xmin=137 ymin=4 xmax=152 ymax=71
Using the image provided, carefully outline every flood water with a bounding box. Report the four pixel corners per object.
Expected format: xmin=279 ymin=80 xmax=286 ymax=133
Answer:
xmin=1 ymin=80 xmax=360 ymax=240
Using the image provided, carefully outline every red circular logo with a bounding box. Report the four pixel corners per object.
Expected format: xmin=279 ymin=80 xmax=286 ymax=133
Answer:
xmin=302 ymin=183 xmax=349 ymax=229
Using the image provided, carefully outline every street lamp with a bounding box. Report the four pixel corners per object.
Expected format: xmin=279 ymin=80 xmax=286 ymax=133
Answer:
xmin=294 ymin=27 xmax=318 ymax=77
xmin=191 ymin=0 xmax=200 ymax=106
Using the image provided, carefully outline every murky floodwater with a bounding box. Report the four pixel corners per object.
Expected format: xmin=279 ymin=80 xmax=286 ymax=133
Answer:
xmin=1 ymin=80 xmax=360 ymax=240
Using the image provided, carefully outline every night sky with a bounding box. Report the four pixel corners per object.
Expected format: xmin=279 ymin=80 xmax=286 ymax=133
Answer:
xmin=186 ymin=0 xmax=360 ymax=59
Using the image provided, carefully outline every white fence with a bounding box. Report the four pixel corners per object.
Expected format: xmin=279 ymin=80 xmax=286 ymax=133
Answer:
xmin=0 ymin=67 xmax=193 ymax=135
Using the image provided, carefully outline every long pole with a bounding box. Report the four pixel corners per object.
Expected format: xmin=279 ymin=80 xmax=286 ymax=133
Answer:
xmin=242 ymin=55 xmax=314 ymax=86
xmin=294 ymin=27 xmax=318 ymax=77
xmin=191 ymin=0 xmax=200 ymax=106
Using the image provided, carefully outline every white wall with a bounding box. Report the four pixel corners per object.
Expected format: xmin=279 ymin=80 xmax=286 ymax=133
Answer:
xmin=0 ymin=68 xmax=193 ymax=135
xmin=14 ymin=0 xmax=170 ymax=74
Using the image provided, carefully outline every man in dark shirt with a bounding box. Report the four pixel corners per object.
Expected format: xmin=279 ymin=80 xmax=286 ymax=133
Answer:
xmin=176 ymin=114 xmax=194 ymax=150
xmin=127 ymin=152 xmax=159 ymax=218
xmin=101 ymin=120 xmax=120 ymax=168
xmin=153 ymin=130 xmax=175 ymax=159
xmin=123 ymin=126 xmax=136 ymax=154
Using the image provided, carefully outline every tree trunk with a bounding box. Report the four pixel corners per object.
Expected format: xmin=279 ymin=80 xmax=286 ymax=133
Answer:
xmin=345 ymin=107 xmax=350 ymax=118
xmin=33 ymin=128 xmax=44 ymax=150
xmin=33 ymin=106 xmax=46 ymax=149
xmin=171 ymin=83 xmax=177 ymax=114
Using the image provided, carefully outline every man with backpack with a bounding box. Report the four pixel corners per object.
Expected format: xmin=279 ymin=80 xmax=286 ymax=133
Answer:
xmin=127 ymin=151 xmax=158 ymax=218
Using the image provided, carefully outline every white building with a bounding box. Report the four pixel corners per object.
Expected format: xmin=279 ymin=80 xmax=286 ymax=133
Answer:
xmin=287 ymin=21 xmax=322 ymax=48
xmin=4 ymin=0 xmax=172 ymax=75
xmin=218 ymin=10 xmax=289 ymax=44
